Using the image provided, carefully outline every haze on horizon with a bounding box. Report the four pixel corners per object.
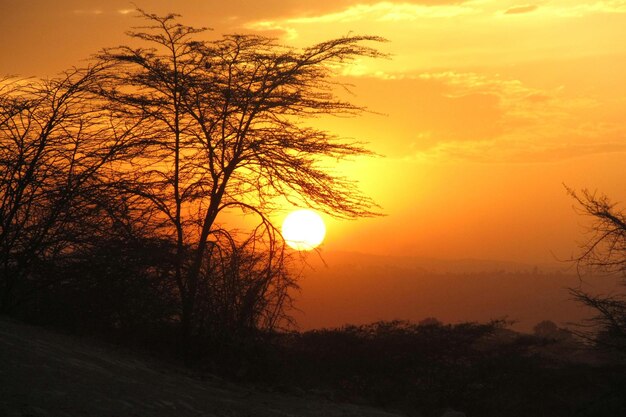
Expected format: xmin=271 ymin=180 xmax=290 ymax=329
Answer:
xmin=2 ymin=1 xmax=625 ymax=329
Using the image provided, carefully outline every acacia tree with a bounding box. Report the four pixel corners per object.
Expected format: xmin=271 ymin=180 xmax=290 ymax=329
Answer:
xmin=98 ymin=11 xmax=384 ymax=342
xmin=567 ymin=187 xmax=626 ymax=353
xmin=0 ymin=68 xmax=139 ymax=312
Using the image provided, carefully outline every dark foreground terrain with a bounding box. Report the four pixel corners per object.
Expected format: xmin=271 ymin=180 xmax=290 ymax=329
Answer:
xmin=0 ymin=317 xmax=401 ymax=417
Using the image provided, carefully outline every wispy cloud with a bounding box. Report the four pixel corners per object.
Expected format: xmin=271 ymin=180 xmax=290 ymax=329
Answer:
xmin=545 ymin=0 xmax=626 ymax=17
xmin=246 ymin=1 xmax=476 ymax=37
xmin=246 ymin=0 xmax=626 ymax=36
xmin=245 ymin=21 xmax=299 ymax=39
xmin=72 ymin=9 xmax=104 ymax=16
xmin=421 ymin=71 xmax=600 ymax=125
xmin=284 ymin=2 xmax=476 ymax=23
xmin=392 ymin=71 xmax=626 ymax=163
xmin=70 ymin=8 xmax=136 ymax=17
xmin=412 ymin=138 xmax=626 ymax=163
xmin=504 ymin=5 xmax=538 ymax=15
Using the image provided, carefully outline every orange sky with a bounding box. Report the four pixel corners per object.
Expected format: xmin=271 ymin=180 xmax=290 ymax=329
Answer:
xmin=2 ymin=1 xmax=625 ymax=298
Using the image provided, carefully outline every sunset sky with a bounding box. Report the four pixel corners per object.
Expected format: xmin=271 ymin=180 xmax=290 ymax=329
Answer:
xmin=2 ymin=1 xmax=625 ymax=327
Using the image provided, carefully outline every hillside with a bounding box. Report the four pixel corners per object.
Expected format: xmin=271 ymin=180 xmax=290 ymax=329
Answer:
xmin=0 ymin=317 xmax=401 ymax=417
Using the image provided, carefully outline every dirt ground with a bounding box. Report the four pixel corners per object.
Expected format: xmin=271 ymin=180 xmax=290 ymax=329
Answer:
xmin=0 ymin=317 xmax=402 ymax=417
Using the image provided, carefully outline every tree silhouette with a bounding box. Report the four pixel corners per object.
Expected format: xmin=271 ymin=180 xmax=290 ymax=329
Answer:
xmin=0 ymin=67 xmax=136 ymax=312
xmin=95 ymin=10 xmax=385 ymax=345
xmin=567 ymin=187 xmax=626 ymax=353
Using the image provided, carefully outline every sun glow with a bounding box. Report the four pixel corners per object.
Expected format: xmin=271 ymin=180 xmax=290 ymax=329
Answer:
xmin=281 ymin=210 xmax=326 ymax=251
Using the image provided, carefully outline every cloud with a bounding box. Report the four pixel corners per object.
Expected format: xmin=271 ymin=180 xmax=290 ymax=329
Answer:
xmin=68 ymin=7 xmax=137 ymax=17
xmin=246 ymin=21 xmax=299 ymax=39
xmin=504 ymin=5 xmax=538 ymax=15
xmin=329 ymin=70 xmax=599 ymax=158
xmin=383 ymin=70 xmax=626 ymax=163
xmin=236 ymin=0 xmax=472 ymax=20
xmin=242 ymin=0 xmax=626 ymax=27
xmin=70 ymin=8 xmax=137 ymax=17
xmin=236 ymin=0 xmax=626 ymax=164
xmin=245 ymin=1 xmax=476 ymax=37
xmin=72 ymin=9 xmax=104 ymax=15
xmin=417 ymin=71 xmax=599 ymax=127
xmin=287 ymin=2 xmax=474 ymax=23
xmin=545 ymin=1 xmax=626 ymax=17
xmin=411 ymin=138 xmax=626 ymax=163
xmin=497 ymin=1 xmax=626 ymax=18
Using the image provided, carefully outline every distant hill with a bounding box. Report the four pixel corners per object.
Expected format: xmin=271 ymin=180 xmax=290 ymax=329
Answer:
xmin=292 ymin=250 xmax=614 ymax=332
xmin=305 ymin=250 xmax=566 ymax=273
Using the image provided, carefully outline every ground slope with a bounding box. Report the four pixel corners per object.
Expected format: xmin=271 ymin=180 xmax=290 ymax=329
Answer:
xmin=0 ymin=317 xmax=401 ymax=417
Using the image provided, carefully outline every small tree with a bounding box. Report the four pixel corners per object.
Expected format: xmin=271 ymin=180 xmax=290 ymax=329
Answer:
xmin=97 ymin=10 xmax=385 ymax=344
xmin=194 ymin=228 xmax=297 ymax=337
xmin=567 ymin=187 xmax=626 ymax=353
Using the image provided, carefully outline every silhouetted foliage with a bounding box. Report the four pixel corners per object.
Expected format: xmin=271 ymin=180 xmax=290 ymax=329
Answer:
xmin=568 ymin=188 xmax=626 ymax=277
xmin=21 ymin=235 xmax=178 ymax=336
xmin=92 ymin=10 xmax=384 ymax=346
xmin=567 ymin=187 xmax=626 ymax=356
xmin=197 ymin=319 xmax=624 ymax=417
xmin=1 ymin=9 xmax=385 ymax=349
xmin=0 ymin=68 xmax=137 ymax=312
xmin=194 ymin=229 xmax=297 ymax=339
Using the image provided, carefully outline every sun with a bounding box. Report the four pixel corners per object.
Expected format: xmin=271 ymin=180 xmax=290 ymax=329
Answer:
xmin=281 ymin=210 xmax=326 ymax=251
